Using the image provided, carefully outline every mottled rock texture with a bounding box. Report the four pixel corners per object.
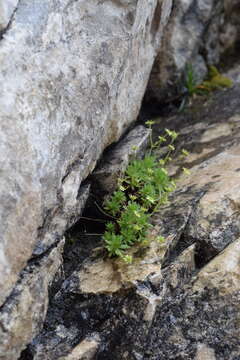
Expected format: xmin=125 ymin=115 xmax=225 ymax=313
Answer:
xmin=221 ymin=0 xmax=240 ymax=56
xmin=147 ymin=0 xmax=240 ymax=102
xmin=0 ymin=0 xmax=18 ymax=31
xmin=0 ymin=240 xmax=64 ymax=360
xmin=26 ymin=85 xmax=240 ymax=359
xmin=0 ymin=0 xmax=172 ymax=358
xmin=1 ymin=0 xmax=240 ymax=358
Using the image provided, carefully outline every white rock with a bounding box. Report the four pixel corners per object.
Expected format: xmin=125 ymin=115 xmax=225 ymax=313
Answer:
xmin=0 ymin=0 xmax=18 ymax=31
xmin=0 ymin=0 xmax=172 ymax=307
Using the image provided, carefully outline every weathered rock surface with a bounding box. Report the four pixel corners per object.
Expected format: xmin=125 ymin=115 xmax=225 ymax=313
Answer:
xmin=220 ymin=0 xmax=240 ymax=57
xmin=91 ymin=125 xmax=151 ymax=196
xmin=0 ymin=0 xmax=172 ymax=308
xmin=147 ymin=238 xmax=240 ymax=359
xmin=25 ymin=85 xmax=240 ymax=359
xmin=1 ymin=0 xmax=240 ymax=357
xmin=0 ymin=1 xmax=173 ymax=356
xmin=146 ymin=0 xmax=240 ymax=102
xmin=0 ymin=0 xmax=18 ymax=32
xmin=0 ymin=240 xmax=64 ymax=360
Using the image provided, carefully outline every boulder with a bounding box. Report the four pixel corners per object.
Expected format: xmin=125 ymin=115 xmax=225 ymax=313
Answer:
xmin=0 ymin=0 xmax=172 ymax=306
xmin=0 ymin=0 xmax=18 ymax=32
xmin=0 ymin=0 xmax=172 ymax=357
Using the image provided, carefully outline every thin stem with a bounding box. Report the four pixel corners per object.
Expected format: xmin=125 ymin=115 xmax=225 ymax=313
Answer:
xmin=81 ymin=233 xmax=103 ymax=236
xmin=80 ymin=216 xmax=107 ymax=223
xmin=149 ymin=126 xmax=154 ymax=153
xmin=94 ymin=201 xmax=116 ymax=220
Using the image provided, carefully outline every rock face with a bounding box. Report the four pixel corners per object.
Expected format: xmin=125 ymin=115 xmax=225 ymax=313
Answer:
xmin=25 ymin=85 xmax=240 ymax=359
xmin=221 ymin=0 xmax=240 ymax=57
xmin=1 ymin=0 xmax=240 ymax=358
xmin=146 ymin=0 xmax=240 ymax=102
xmin=0 ymin=0 xmax=172 ymax=358
xmin=0 ymin=0 xmax=18 ymax=31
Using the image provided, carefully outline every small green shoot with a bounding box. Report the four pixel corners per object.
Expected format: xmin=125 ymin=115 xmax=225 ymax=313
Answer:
xmin=180 ymin=64 xmax=233 ymax=111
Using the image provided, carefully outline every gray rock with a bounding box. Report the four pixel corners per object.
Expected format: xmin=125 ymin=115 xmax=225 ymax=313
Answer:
xmin=147 ymin=238 xmax=240 ymax=359
xmin=0 ymin=0 xmax=18 ymax=31
xmin=147 ymin=0 xmax=217 ymax=101
xmin=28 ymin=238 xmax=196 ymax=360
xmin=26 ymin=86 xmax=240 ymax=359
xmin=0 ymin=0 xmax=172 ymax=309
xmin=91 ymin=125 xmax=151 ymax=196
xmin=220 ymin=0 xmax=240 ymax=56
xmin=147 ymin=0 xmax=240 ymax=102
xmin=0 ymin=239 xmax=64 ymax=360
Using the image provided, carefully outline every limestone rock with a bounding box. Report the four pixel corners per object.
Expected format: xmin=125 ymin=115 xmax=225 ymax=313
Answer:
xmin=146 ymin=0 xmax=240 ymax=102
xmin=0 ymin=0 xmax=18 ymax=31
xmin=0 ymin=240 xmax=64 ymax=360
xmin=220 ymin=0 xmax=240 ymax=56
xmin=0 ymin=0 xmax=172 ymax=309
xmin=0 ymin=0 xmax=173 ymax=354
xmin=146 ymin=0 xmax=217 ymax=101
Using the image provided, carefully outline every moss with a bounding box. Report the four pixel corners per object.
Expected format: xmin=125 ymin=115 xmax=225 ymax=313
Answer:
xmin=198 ymin=66 xmax=233 ymax=92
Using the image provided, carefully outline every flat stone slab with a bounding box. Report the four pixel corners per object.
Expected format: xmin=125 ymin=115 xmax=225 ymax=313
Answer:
xmin=91 ymin=125 xmax=151 ymax=195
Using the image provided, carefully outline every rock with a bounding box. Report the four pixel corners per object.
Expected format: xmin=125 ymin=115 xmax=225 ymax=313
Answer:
xmin=58 ymin=335 xmax=100 ymax=360
xmin=225 ymin=62 xmax=240 ymax=84
xmin=1 ymin=0 xmax=240 ymax=357
xmin=0 ymin=0 xmax=18 ymax=32
xmin=34 ymin=184 xmax=91 ymax=256
xmin=27 ymin=236 xmax=195 ymax=360
xmin=146 ymin=0 xmax=217 ymax=101
xmin=0 ymin=239 xmax=64 ymax=360
xmin=91 ymin=125 xmax=151 ymax=196
xmin=0 ymin=182 xmax=89 ymax=359
xmin=26 ymin=85 xmax=240 ymax=359
xmin=220 ymin=0 xmax=240 ymax=56
xmin=147 ymin=238 xmax=240 ymax=359
xmin=151 ymin=85 xmax=240 ymax=266
xmin=0 ymin=0 xmax=172 ymax=316
xmin=146 ymin=0 xmax=240 ymax=102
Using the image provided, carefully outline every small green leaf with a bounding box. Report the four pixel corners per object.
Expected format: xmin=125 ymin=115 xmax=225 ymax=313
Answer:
xmin=165 ymin=129 xmax=178 ymax=140
xmin=181 ymin=149 xmax=189 ymax=157
xmin=158 ymin=136 xmax=167 ymax=142
xmin=122 ymin=255 xmax=133 ymax=264
xmin=156 ymin=236 xmax=165 ymax=243
xmin=182 ymin=167 xmax=191 ymax=175
xmin=168 ymin=144 xmax=175 ymax=151
xmin=146 ymin=120 xmax=155 ymax=126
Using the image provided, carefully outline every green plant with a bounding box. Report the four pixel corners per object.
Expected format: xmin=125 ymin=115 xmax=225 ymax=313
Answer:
xmin=184 ymin=64 xmax=199 ymax=97
xmin=198 ymin=65 xmax=233 ymax=92
xmin=103 ymin=125 xmax=180 ymax=263
xmin=179 ymin=64 xmax=233 ymax=111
